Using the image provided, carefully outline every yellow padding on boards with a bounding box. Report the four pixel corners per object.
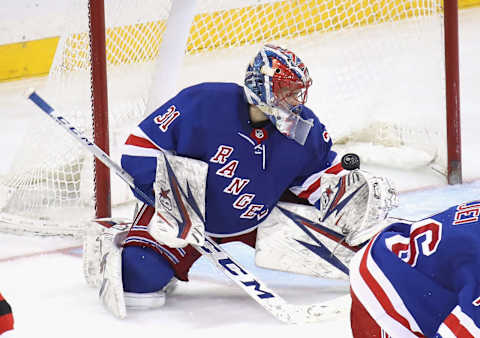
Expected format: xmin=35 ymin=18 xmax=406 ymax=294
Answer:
xmin=460 ymin=0 xmax=480 ymax=7
xmin=188 ymin=0 xmax=440 ymax=52
xmin=0 ymin=37 xmax=58 ymax=82
xmin=61 ymin=20 xmax=167 ymax=71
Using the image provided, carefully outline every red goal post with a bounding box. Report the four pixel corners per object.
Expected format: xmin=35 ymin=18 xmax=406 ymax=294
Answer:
xmin=443 ymin=0 xmax=462 ymax=185
xmin=89 ymin=0 xmax=111 ymax=220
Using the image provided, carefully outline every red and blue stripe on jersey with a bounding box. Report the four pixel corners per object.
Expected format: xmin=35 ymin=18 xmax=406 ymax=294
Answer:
xmin=350 ymin=202 xmax=480 ymax=337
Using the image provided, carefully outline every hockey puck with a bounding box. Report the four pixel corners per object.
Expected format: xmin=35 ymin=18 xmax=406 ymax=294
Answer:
xmin=341 ymin=153 xmax=360 ymax=170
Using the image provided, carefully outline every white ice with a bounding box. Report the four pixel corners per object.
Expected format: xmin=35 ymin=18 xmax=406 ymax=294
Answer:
xmin=0 ymin=4 xmax=479 ymax=338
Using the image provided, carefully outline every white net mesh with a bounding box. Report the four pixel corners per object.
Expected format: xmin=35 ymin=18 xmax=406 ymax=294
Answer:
xmin=0 ymin=0 xmax=446 ymax=236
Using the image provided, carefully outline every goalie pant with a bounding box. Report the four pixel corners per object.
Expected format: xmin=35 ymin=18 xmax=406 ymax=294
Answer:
xmin=349 ymin=201 xmax=480 ymax=338
xmin=0 ymin=293 xmax=13 ymax=335
xmin=121 ymin=204 xmax=258 ymax=292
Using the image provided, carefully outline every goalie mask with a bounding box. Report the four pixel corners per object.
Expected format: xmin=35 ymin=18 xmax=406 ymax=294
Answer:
xmin=244 ymin=44 xmax=313 ymax=145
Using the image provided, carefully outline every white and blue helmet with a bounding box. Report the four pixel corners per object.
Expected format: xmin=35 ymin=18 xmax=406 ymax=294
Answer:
xmin=244 ymin=44 xmax=313 ymax=145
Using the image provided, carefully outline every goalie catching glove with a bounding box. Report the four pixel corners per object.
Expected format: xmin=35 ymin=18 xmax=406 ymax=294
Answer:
xmin=150 ymin=152 xmax=208 ymax=248
xmin=316 ymin=169 xmax=398 ymax=246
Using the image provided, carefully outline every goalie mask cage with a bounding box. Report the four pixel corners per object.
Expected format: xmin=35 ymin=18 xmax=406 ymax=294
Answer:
xmin=0 ymin=0 xmax=460 ymax=236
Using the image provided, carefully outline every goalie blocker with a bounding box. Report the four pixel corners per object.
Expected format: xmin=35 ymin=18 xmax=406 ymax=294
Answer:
xmin=150 ymin=152 xmax=208 ymax=248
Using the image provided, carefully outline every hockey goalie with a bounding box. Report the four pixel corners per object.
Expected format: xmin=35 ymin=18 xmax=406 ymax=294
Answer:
xmin=83 ymin=44 xmax=398 ymax=321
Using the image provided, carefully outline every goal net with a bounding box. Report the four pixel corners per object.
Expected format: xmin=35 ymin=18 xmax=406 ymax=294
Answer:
xmin=0 ymin=0 xmax=456 ymax=236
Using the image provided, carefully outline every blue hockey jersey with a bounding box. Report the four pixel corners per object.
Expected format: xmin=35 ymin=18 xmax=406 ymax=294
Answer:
xmin=350 ymin=201 xmax=480 ymax=337
xmin=121 ymin=82 xmax=339 ymax=237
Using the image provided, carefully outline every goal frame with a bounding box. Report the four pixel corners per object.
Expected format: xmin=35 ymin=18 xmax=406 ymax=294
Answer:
xmin=89 ymin=0 xmax=111 ymax=220
xmin=444 ymin=0 xmax=462 ymax=185
xmin=87 ymin=0 xmax=462 ymax=218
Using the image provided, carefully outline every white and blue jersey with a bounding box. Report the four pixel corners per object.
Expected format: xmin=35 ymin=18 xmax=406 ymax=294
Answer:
xmin=350 ymin=201 xmax=480 ymax=337
xmin=121 ymin=82 xmax=340 ymax=237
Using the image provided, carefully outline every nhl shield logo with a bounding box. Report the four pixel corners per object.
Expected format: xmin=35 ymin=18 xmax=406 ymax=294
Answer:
xmin=251 ymin=128 xmax=268 ymax=143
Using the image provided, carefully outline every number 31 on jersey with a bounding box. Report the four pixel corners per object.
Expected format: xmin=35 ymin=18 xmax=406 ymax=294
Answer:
xmin=154 ymin=105 xmax=181 ymax=132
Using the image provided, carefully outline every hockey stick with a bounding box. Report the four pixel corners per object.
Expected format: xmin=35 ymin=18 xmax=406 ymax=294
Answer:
xmin=27 ymin=90 xmax=350 ymax=324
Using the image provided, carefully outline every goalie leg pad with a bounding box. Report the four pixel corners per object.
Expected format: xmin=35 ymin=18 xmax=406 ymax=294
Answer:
xmin=83 ymin=221 xmax=103 ymax=288
xmin=96 ymin=220 xmax=132 ymax=319
xmin=255 ymin=202 xmax=359 ymax=279
xmin=83 ymin=218 xmax=130 ymax=288
xmin=99 ymin=239 xmax=127 ymax=319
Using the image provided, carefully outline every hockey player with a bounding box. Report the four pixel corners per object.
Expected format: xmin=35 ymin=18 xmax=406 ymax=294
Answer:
xmin=349 ymin=201 xmax=480 ymax=337
xmin=87 ymin=44 xmax=397 ymax=318
xmin=0 ymin=292 xmax=14 ymax=335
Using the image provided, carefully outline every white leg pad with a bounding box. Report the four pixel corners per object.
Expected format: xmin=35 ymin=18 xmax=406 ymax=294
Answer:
xmin=83 ymin=218 xmax=131 ymax=288
xmin=255 ymin=202 xmax=354 ymax=279
xmin=99 ymin=240 xmax=127 ymax=319
xmin=83 ymin=221 xmax=103 ymax=288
